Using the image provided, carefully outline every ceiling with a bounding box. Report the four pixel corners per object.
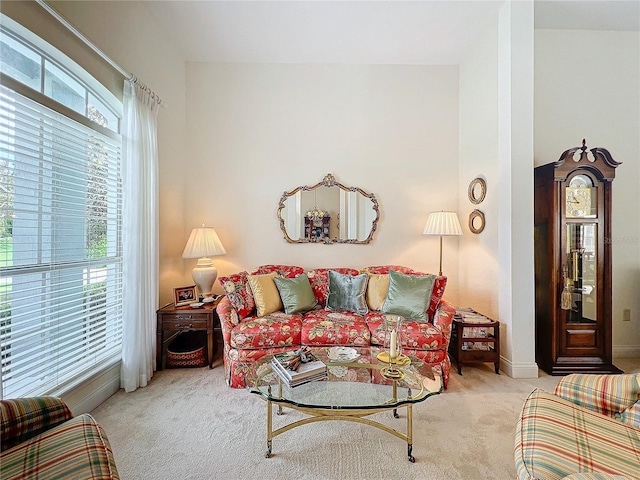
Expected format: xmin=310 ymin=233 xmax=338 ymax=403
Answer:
xmin=142 ymin=1 xmax=640 ymax=65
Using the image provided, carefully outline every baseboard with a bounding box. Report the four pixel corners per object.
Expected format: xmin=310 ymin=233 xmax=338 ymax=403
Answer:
xmin=499 ymin=356 xmax=539 ymax=378
xmin=60 ymin=361 xmax=121 ymax=415
xmin=613 ymin=345 xmax=640 ymax=358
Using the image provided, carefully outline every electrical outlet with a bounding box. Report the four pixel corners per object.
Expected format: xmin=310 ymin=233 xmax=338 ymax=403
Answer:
xmin=623 ymin=309 xmax=631 ymax=322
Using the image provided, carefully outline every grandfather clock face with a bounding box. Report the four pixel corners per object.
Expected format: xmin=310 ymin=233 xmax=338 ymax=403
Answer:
xmin=565 ymin=174 xmax=596 ymax=218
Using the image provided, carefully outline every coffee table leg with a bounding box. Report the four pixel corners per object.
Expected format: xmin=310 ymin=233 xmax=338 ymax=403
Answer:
xmin=266 ymin=400 xmax=273 ymax=458
xmin=407 ymin=404 xmax=415 ymax=463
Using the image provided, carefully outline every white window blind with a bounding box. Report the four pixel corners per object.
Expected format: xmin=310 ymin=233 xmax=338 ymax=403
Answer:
xmin=0 ymin=84 xmax=123 ymax=398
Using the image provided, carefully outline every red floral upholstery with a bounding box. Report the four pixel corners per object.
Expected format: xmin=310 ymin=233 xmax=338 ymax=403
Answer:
xmin=223 ymin=345 xmax=299 ymax=388
xmin=365 ymin=311 xmax=447 ymax=350
xmin=306 ymin=268 xmax=360 ymax=306
xmin=250 ymin=265 xmax=304 ymax=278
xmin=218 ymin=272 xmax=255 ymax=320
xmin=300 ymin=309 xmax=371 ymax=346
xmin=229 ymin=312 xmax=302 ymax=349
xmin=217 ymin=265 xmax=456 ymax=389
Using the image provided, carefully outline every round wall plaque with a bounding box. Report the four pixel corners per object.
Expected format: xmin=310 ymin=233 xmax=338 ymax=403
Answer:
xmin=468 ymin=177 xmax=487 ymax=205
xmin=469 ymin=209 xmax=485 ymax=234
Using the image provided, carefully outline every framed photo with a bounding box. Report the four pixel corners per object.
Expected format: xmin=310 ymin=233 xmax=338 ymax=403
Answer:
xmin=174 ymin=285 xmax=197 ymax=306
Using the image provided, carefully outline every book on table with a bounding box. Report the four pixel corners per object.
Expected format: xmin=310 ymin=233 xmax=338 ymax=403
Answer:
xmin=271 ymin=350 xmax=327 ymax=387
xmin=455 ymin=307 xmax=493 ymax=324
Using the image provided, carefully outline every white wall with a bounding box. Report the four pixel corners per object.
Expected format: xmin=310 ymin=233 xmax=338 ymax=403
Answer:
xmin=459 ymin=20 xmax=500 ymax=337
xmin=535 ymin=29 xmax=640 ymax=356
xmin=186 ymin=63 xmax=462 ymax=303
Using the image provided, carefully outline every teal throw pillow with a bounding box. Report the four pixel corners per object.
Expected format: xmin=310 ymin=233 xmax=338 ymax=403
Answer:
xmin=273 ymin=274 xmax=318 ymax=314
xmin=326 ymin=270 xmax=369 ymax=315
xmin=381 ymin=270 xmax=435 ymax=321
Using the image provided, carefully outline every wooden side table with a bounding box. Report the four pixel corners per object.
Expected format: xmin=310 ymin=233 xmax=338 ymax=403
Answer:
xmin=156 ymin=298 xmax=221 ymax=370
xmin=449 ymin=310 xmax=500 ymax=375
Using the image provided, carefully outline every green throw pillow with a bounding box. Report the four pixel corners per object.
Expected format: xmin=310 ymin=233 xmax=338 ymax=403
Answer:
xmin=326 ymin=270 xmax=369 ymax=315
xmin=273 ymin=274 xmax=318 ymax=314
xmin=381 ymin=270 xmax=435 ymax=321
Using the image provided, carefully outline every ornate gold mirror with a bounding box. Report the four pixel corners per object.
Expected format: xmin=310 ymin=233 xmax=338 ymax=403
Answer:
xmin=278 ymin=174 xmax=380 ymax=244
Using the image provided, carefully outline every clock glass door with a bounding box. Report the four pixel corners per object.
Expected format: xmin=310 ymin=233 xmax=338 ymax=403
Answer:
xmin=564 ymin=223 xmax=597 ymax=324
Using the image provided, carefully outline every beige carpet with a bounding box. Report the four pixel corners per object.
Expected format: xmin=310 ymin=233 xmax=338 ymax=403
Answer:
xmin=92 ymin=357 xmax=639 ymax=480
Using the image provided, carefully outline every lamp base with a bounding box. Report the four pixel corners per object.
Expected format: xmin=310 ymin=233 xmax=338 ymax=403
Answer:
xmin=192 ymin=257 xmax=218 ymax=298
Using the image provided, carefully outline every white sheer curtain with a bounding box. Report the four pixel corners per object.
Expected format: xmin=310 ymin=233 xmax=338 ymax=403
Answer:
xmin=120 ymin=78 xmax=161 ymax=392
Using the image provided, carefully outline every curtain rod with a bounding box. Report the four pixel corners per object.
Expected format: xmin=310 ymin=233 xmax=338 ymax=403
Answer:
xmin=36 ymin=0 xmax=164 ymax=106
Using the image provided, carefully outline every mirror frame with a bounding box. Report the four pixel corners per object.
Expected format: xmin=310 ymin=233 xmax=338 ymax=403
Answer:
xmin=469 ymin=209 xmax=485 ymax=234
xmin=277 ymin=173 xmax=380 ymax=244
xmin=468 ymin=177 xmax=487 ymax=205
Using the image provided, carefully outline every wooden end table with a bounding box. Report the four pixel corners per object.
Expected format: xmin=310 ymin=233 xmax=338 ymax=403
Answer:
xmin=449 ymin=310 xmax=500 ymax=375
xmin=156 ymin=297 xmax=221 ymax=370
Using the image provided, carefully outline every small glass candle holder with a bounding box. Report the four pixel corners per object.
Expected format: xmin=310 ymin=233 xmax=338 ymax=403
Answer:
xmin=381 ymin=315 xmax=405 ymax=379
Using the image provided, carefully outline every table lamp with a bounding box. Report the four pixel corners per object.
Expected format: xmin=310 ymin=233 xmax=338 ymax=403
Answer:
xmin=422 ymin=211 xmax=463 ymax=276
xmin=182 ymin=223 xmax=227 ymax=299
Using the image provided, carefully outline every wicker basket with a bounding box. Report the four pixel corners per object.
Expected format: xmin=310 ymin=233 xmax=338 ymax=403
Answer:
xmin=166 ymin=331 xmax=206 ymax=368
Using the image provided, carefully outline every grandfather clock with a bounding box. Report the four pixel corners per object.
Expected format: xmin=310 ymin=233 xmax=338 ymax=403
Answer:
xmin=534 ymin=140 xmax=622 ymax=375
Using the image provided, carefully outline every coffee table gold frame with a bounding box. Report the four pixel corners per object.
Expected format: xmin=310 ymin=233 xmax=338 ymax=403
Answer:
xmin=253 ymin=362 xmax=440 ymax=463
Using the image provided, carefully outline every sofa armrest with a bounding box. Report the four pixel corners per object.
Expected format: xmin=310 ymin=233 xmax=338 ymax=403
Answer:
xmin=216 ymin=295 xmax=237 ymax=346
xmin=554 ymin=373 xmax=640 ymax=418
xmin=0 ymin=396 xmax=73 ymax=452
xmin=433 ymin=298 xmax=455 ymax=346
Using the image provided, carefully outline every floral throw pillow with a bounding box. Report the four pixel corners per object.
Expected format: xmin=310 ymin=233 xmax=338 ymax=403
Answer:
xmin=219 ymin=272 xmax=255 ymax=319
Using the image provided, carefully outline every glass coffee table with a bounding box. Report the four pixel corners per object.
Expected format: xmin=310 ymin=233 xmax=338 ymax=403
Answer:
xmin=245 ymin=347 xmax=442 ymax=462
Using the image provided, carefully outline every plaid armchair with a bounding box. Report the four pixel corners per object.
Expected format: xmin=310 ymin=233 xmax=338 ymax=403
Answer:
xmin=515 ymin=373 xmax=640 ymax=480
xmin=1 ymin=396 xmax=119 ymax=479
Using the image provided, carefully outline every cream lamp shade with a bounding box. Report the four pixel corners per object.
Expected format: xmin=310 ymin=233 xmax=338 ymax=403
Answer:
xmin=422 ymin=211 xmax=463 ymax=276
xmin=182 ymin=224 xmax=227 ymax=298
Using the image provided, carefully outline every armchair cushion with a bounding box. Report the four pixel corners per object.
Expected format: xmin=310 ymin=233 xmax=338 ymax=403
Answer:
xmin=247 ymin=272 xmax=283 ymax=317
xmin=553 ymin=373 xmax=640 ymax=418
xmin=326 ymin=270 xmax=369 ymax=315
xmin=1 ymin=413 xmax=119 ymax=480
xmin=515 ymin=388 xmax=640 ymax=480
xmin=274 ymin=274 xmax=318 ymax=314
xmin=620 ymin=401 xmax=640 ymax=428
xmin=0 ymin=396 xmax=73 ymax=452
xmin=381 ymin=270 xmax=435 ymax=321
xmin=561 ymin=475 xmax=631 ymax=480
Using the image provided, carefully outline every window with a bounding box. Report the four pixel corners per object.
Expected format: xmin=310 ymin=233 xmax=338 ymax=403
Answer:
xmin=0 ymin=21 xmax=123 ymax=398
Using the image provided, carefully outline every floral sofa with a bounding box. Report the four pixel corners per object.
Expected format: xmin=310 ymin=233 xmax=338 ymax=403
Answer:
xmin=216 ymin=264 xmax=455 ymax=388
xmin=515 ymin=373 xmax=640 ymax=480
